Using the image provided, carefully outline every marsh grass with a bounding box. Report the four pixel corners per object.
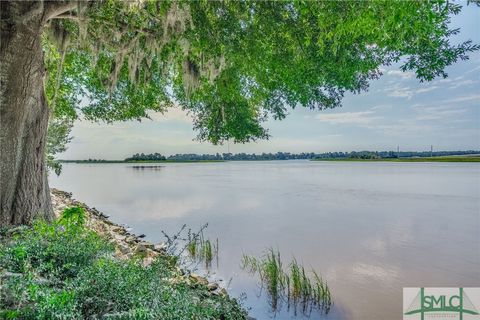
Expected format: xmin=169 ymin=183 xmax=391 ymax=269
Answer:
xmin=185 ymin=229 xmax=218 ymax=268
xmin=162 ymin=223 xmax=218 ymax=268
xmin=241 ymin=248 xmax=332 ymax=316
xmin=187 ymin=239 xmax=197 ymax=257
xmin=262 ymin=249 xmax=285 ymax=309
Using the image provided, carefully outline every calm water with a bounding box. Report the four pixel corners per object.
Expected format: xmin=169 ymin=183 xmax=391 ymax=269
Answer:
xmin=49 ymin=161 xmax=480 ymax=320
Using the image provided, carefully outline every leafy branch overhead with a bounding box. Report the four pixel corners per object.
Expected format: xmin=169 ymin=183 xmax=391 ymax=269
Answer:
xmin=42 ymin=0 xmax=479 ymax=144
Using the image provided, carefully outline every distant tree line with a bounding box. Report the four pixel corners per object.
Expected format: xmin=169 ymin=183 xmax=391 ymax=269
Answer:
xmin=125 ymin=153 xmax=166 ymax=161
xmin=122 ymin=150 xmax=478 ymax=162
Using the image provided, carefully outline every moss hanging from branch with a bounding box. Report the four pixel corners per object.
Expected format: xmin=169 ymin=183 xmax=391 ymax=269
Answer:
xmin=38 ymin=0 xmax=479 ymax=142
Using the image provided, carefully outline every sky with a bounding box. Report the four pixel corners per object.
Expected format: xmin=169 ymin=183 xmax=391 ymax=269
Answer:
xmin=61 ymin=5 xmax=480 ymax=159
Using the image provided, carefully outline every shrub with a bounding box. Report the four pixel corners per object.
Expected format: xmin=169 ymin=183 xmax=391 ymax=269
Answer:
xmin=71 ymin=258 xmax=246 ymax=319
xmin=0 ymin=207 xmax=112 ymax=281
xmin=0 ymin=207 xmax=247 ymax=319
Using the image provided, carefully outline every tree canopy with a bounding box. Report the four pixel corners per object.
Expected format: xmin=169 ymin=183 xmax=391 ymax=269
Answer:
xmin=1 ymin=0 xmax=479 ymax=225
xmin=46 ymin=0 xmax=478 ymax=145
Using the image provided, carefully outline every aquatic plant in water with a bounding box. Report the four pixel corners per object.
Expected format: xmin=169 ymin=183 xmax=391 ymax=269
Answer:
xmin=241 ymin=248 xmax=332 ymax=316
xmin=181 ymin=226 xmax=218 ymax=268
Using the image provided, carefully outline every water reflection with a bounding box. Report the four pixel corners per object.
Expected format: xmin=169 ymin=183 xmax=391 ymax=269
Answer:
xmin=160 ymin=223 xmax=219 ymax=270
xmin=131 ymin=165 xmax=164 ymax=170
xmin=49 ymin=161 xmax=480 ymax=320
xmin=242 ymin=249 xmax=332 ymax=317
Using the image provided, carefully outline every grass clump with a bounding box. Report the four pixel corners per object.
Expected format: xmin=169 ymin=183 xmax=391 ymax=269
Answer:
xmin=185 ymin=227 xmax=218 ymax=269
xmin=241 ymin=248 xmax=331 ymax=316
xmin=262 ymin=249 xmax=284 ymax=310
xmin=0 ymin=207 xmax=247 ymax=319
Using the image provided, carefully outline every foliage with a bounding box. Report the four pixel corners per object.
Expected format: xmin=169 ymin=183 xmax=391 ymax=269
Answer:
xmin=348 ymin=151 xmax=381 ymax=160
xmin=242 ymin=248 xmax=331 ymax=316
xmin=70 ymin=258 xmax=245 ymax=319
xmin=125 ymin=153 xmax=166 ymax=161
xmin=43 ymin=35 xmax=76 ymax=176
xmin=159 ymin=223 xmax=219 ymax=269
xmin=314 ymin=155 xmax=480 ymax=162
xmin=0 ymin=207 xmax=110 ymax=281
xmin=43 ymin=0 xmax=479 ymax=145
xmin=124 ymin=150 xmax=480 ymax=161
xmin=46 ymin=118 xmax=74 ymax=176
xmin=0 ymin=208 xmax=247 ymax=319
xmin=186 ymin=230 xmax=218 ymax=269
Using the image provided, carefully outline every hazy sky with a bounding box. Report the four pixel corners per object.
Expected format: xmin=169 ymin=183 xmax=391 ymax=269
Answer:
xmin=62 ymin=5 xmax=479 ymax=159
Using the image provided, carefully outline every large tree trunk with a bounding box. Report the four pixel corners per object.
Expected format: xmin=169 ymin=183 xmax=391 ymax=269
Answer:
xmin=0 ymin=1 xmax=53 ymax=225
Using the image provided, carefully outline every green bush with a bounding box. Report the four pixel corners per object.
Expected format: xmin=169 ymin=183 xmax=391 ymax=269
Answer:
xmin=0 ymin=207 xmax=247 ymax=319
xmin=70 ymin=258 xmax=246 ymax=319
xmin=0 ymin=207 xmax=112 ymax=281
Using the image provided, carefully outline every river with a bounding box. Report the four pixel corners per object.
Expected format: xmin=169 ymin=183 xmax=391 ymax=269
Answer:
xmin=49 ymin=160 xmax=480 ymax=320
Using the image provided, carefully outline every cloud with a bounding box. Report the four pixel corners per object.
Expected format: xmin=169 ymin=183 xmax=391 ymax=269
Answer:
xmin=415 ymin=86 xmax=439 ymax=94
xmin=444 ymin=94 xmax=480 ymax=104
xmin=448 ymin=79 xmax=478 ymax=90
xmin=386 ymin=70 xmax=415 ymax=80
xmin=315 ymin=110 xmax=381 ymax=125
xmin=466 ymin=65 xmax=480 ymax=74
xmin=366 ymin=121 xmax=435 ymax=136
xmin=370 ymin=104 xmax=392 ymax=111
xmin=412 ymin=94 xmax=480 ymax=107
xmin=149 ymin=107 xmax=192 ymax=123
xmin=385 ymin=85 xmax=414 ymax=99
xmin=363 ymin=102 xmax=469 ymax=136
xmin=384 ymin=84 xmax=440 ymax=99
xmin=414 ymin=106 xmax=468 ymax=121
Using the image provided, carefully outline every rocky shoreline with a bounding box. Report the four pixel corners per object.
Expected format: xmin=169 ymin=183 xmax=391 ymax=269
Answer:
xmin=50 ymin=188 xmax=227 ymax=296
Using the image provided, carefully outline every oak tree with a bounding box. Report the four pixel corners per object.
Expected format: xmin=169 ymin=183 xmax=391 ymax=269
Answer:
xmin=0 ymin=0 xmax=478 ymax=225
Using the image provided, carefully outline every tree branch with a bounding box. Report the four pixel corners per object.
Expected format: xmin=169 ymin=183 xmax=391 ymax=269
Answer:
xmin=50 ymin=13 xmax=82 ymax=21
xmin=44 ymin=1 xmax=78 ymax=22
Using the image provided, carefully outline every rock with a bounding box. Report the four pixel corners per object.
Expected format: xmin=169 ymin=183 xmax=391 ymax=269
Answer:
xmin=137 ymin=241 xmax=154 ymax=249
xmin=142 ymin=249 xmax=158 ymax=259
xmin=154 ymin=242 xmax=167 ymax=252
xmin=138 ymin=234 xmax=146 ymax=238
xmin=189 ymin=273 xmax=208 ymax=286
xmin=111 ymin=225 xmax=125 ymax=233
xmin=142 ymin=257 xmax=155 ymax=267
xmin=117 ymin=243 xmax=132 ymax=254
xmin=133 ymin=242 xmax=154 ymax=256
xmin=167 ymin=277 xmax=184 ymax=285
xmin=133 ymin=245 xmax=147 ymax=255
xmin=207 ymin=283 xmax=219 ymax=291
xmin=125 ymin=236 xmax=137 ymax=244
xmin=99 ymin=212 xmax=110 ymax=219
xmin=176 ymin=267 xmax=185 ymax=276
xmin=113 ymin=234 xmax=126 ymax=241
xmin=218 ymin=288 xmax=228 ymax=297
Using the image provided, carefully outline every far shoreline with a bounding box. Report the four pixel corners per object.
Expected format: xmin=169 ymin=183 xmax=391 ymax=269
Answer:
xmin=60 ymin=159 xmax=226 ymax=164
xmin=60 ymin=155 xmax=480 ymax=164
xmin=312 ymin=155 xmax=480 ymax=163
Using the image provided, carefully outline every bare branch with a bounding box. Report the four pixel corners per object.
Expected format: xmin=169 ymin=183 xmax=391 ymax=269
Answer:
xmin=44 ymin=1 xmax=78 ymax=22
xmin=50 ymin=13 xmax=82 ymax=21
